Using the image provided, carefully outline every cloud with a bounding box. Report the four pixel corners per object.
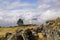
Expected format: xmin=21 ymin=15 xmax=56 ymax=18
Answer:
xmin=0 ymin=9 xmax=36 ymax=26
xmin=0 ymin=0 xmax=60 ymax=26
xmin=38 ymin=4 xmax=50 ymax=8
xmin=53 ymin=0 xmax=60 ymax=5
xmin=37 ymin=9 xmax=60 ymax=23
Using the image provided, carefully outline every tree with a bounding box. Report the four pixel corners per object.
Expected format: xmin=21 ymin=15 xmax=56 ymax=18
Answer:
xmin=17 ymin=19 xmax=24 ymax=26
xmin=0 ymin=26 xmax=1 ymax=28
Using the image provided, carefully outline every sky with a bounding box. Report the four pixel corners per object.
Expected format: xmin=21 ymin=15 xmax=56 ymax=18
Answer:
xmin=0 ymin=0 xmax=60 ymax=27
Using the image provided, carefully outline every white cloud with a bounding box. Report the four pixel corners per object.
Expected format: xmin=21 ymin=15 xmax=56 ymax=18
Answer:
xmin=42 ymin=0 xmax=52 ymax=3
xmin=0 ymin=9 xmax=35 ymax=26
xmin=37 ymin=9 xmax=60 ymax=23
xmin=0 ymin=0 xmax=60 ymax=26
xmin=38 ymin=4 xmax=50 ymax=9
xmin=53 ymin=0 xmax=60 ymax=5
xmin=0 ymin=7 xmax=60 ymax=26
xmin=10 ymin=2 xmax=34 ymax=7
xmin=0 ymin=17 xmax=3 ymax=20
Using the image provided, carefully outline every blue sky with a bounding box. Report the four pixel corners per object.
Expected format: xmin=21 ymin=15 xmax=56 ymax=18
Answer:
xmin=20 ymin=0 xmax=38 ymax=3
xmin=0 ymin=0 xmax=38 ymax=10
xmin=0 ymin=0 xmax=60 ymax=26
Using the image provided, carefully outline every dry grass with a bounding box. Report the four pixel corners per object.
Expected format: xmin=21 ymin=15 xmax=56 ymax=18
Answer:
xmin=0 ymin=26 xmax=43 ymax=39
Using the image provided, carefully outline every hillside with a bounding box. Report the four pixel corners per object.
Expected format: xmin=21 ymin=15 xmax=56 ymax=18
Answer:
xmin=0 ymin=18 xmax=60 ymax=40
xmin=45 ymin=17 xmax=60 ymax=29
xmin=0 ymin=26 xmax=37 ymax=36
